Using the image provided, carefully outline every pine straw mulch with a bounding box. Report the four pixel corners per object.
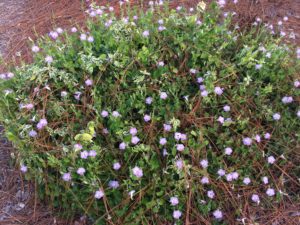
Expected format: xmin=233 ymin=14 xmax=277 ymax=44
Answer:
xmin=0 ymin=0 xmax=299 ymax=224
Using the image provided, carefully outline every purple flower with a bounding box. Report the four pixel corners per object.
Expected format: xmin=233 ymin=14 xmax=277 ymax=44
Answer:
xmin=264 ymin=133 xmax=271 ymax=139
xmin=62 ymin=172 xmax=71 ymax=182
xmin=45 ymin=56 xmax=53 ymax=64
xmin=251 ymin=194 xmax=260 ymax=204
xmin=32 ymin=45 xmax=40 ymax=53
xmin=144 ymin=114 xmax=151 ymax=122
xmin=20 ymin=164 xmax=28 ymax=173
xmin=190 ymin=68 xmax=198 ymax=74
xmin=112 ymin=111 xmax=120 ymax=117
xmin=232 ymin=171 xmax=239 ymax=180
xmin=105 ymin=20 xmax=113 ymax=27
xmin=101 ymin=110 xmax=109 ymax=118
xmin=267 ymin=156 xmax=275 ymax=164
xmin=157 ymin=61 xmax=164 ymax=67
xmin=226 ymin=173 xmax=233 ymax=182
xmin=207 ymin=190 xmax=215 ymax=199
xmin=266 ymin=188 xmax=275 ymax=196
xmin=170 ymin=196 xmax=179 ymax=206
xmin=160 ymin=92 xmax=168 ymax=99
xmin=201 ymin=90 xmax=208 ymax=97
xmin=133 ymin=15 xmax=138 ymax=20
xmin=213 ymin=209 xmax=223 ymax=219
xmin=132 ymin=166 xmax=143 ymax=178
xmin=243 ymin=177 xmax=251 ymax=185
xmin=224 ymin=147 xmax=233 ymax=155
xmin=80 ymin=150 xmax=89 ymax=159
xmin=87 ymin=36 xmax=94 ymax=43
xmin=159 ymin=138 xmax=167 ymax=145
xmin=199 ymin=85 xmax=206 ymax=91
xmin=175 ymin=159 xmax=183 ymax=170
xmin=80 ymin=33 xmax=87 ymax=41
xmin=273 ymin=113 xmax=281 ymax=121
xmin=108 ymin=180 xmax=119 ymax=189
xmin=131 ymin=136 xmax=140 ymax=145
xmin=200 ymin=176 xmax=209 ymax=184
xmin=294 ymin=80 xmax=300 ymax=88
xmin=158 ymin=19 xmax=164 ymax=25
xmin=297 ymin=110 xmax=300 ymax=118
xmin=89 ymin=150 xmax=97 ymax=157
xmin=29 ymin=130 xmax=37 ymax=137
xmin=163 ymin=123 xmax=172 ymax=132
xmin=158 ymin=26 xmax=166 ymax=31
xmin=71 ymin=27 xmax=77 ymax=33
xmin=173 ymin=210 xmax=182 ymax=219
xmin=197 ymin=77 xmax=204 ymax=83
xmin=142 ymin=30 xmax=150 ymax=37
xmin=37 ymin=118 xmax=48 ymax=130
xmin=217 ymin=0 xmax=226 ymax=8
xmin=113 ymin=162 xmax=121 ymax=170
xmin=255 ymin=135 xmax=261 ymax=143
xmin=162 ymin=148 xmax=168 ymax=156
xmin=243 ymin=137 xmax=252 ymax=146
xmin=223 ymin=105 xmax=230 ymax=112
xmin=74 ymin=91 xmax=81 ymax=100
xmin=282 ymin=96 xmax=293 ymax=104
xmin=176 ymin=144 xmax=185 ymax=152
xmin=56 ymin=27 xmax=63 ymax=34
xmin=85 ymin=79 xmax=93 ymax=86
xmin=217 ymin=169 xmax=226 ymax=176
xmin=49 ymin=31 xmax=58 ymax=39
xmin=200 ymin=159 xmax=208 ymax=168
xmin=262 ymin=176 xmax=269 ymax=184
xmin=255 ymin=64 xmax=262 ymax=70
xmin=119 ymin=142 xmax=126 ymax=150
xmin=217 ymin=116 xmax=224 ymax=124
xmin=145 ymin=97 xmax=153 ymax=105
xmin=214 ymin=86 xmax=224 ymax=95
xmin=94 ymin=189 xmax=104 ymax=199
xmin=130 ymin=127 xmax=137 ymax=136
xmin=74 ymin=143 xmax=83 ymax=151
xmin=61 ymin=91 xmax=68 ymax=97
xmin=77 ymin=167 xmax=86 ymax=176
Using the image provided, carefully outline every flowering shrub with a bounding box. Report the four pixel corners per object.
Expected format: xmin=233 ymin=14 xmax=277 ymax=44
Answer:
xmin=0 ymin=1 xmax=299 ymax=224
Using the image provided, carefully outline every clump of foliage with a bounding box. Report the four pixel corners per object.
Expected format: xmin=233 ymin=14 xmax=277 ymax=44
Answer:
xmin=0 ymin=1 xmax=299 ymax=224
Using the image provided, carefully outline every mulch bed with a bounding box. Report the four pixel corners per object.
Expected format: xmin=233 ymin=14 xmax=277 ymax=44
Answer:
xmin=0 ymin=0 xmax=299 ymax=224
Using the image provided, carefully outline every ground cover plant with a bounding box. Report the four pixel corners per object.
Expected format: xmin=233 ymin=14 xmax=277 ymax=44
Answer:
xmin=0 ymin=1 xmax=299 ymax=224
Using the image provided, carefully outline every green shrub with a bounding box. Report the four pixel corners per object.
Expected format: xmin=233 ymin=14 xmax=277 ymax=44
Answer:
xmin=0 ymin=1 xmax=299 ymax=224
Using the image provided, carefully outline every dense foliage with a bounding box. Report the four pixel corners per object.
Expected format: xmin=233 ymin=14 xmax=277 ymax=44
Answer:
xmin=0 ymin=1 xmax=299 ymax=224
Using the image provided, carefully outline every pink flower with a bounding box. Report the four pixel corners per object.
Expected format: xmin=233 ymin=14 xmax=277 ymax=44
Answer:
xmin=85 ymin=79 xmax=93 ymax=86
xmin=160 ymin=92 xmax=168 ymax=99
xmin=94 ymin=189 xmax=104 ymax=199
xmin=132 ymin=166 xmax=143 ymax=178
xmin=173 ymin=210 xmax=182 ymax=219
xmin=130 ymin=127 xmax=137 ymax=136
xmin=119 ymin=142 xmax=126 ymax=150
xmin=200 ymin=159 xmax=208 ymax=168
xmin=113 ymin=162 xmax=121 ymax=170
xmin=62 ymin=172 xmax=71 ymax=181
xmin=200 ymin=176 xmax=209 ymax=184
xmin=243 ymin=137 xmax=252 ymax=146
xmin=159 ymin=138 xmax=167 ymax=145
xmin=175 ymin=159 xmax=183 ymax=170
xmin=213 ymin=209 xmax=223 ymax=219
xmin=45 ymin=56 xmax=53 ymax=64
xmin=32 ymin=45 xmax=40 ymax=53
xmin=131 ymin=136 xmax=140 ymax=145
xmin=214 ymin=86 xmax=224 ymax=95
xmin=251 ymin=194 xmax=260 ymax=204
xmin=176 ymin=144 xmax=185 ymax=152
xmin=20 ymin=164 xmax=28 ymax=173
xmin=144 ymin=114 xmax=151 ymax=122
xmin=217 ymin=169 xmax=226 ymax=176
xmin=266 ymin=188 xmax=275 ymax=196
xmin=207 ymin=190 xmax=215 ymax=199
xmin=243 ymin=177 xmax=251 ymax=185
xmin=170 ymin=196 xmax=179 ymax=206
xmin=80 ymin=150 xmax=89 ymax=159
xmin=224 ymin=147 xmax=233 ymax=155
xmin=101 ymin=110 xmax=109 ymax=118
xmin=142 ymin=30 xmax=150 ymax=37
xmin=77 ymin=167 xmax=86 ymax=176
xmin=163 ymin=123 xmax=172 ymax=132
xmin=267 ymin=156 xmax=275 ymax=164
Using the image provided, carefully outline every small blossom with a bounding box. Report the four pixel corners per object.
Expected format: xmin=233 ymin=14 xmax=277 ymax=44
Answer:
xmin=213 ymin=209 xmax=223 ymax=219
xmin=180 ymin=134 xmax=187 ymax=141
xmin=207 ymin=190 xmax=215 ymax=199
xmin=190 ymin=68 xmax=197 ymax=74
xmin=62 ymin=172 xmax=71 ymax=181
xmin=266 ymin=52 xmax=271 ymax=58
xmin=45 ymin=56 xmax=53 ymax=64
xmin=217 ymin=0 xmax=226 ymax=7
xmin=255 ymin=64 xmax=262 ymax=70
xmin=132 ymin=166 xmax=143 ymax=178
xmin=273 ymin=113 xmax=281 ymax=121
xmin=61 ymin=91 xmax=68 ymax=97
xmin=162 ymin=148 xmax=168 ymax=156
xmin=113 ymin=162 xmax=121 ymax=170
xmin=108 ymin=180 xmax=119 ymax=189
xmin=77 ymin=167 xmax=86 ymax=176
xmin=217 ymin=169 xmax=226 ymax=176
xmin=170 ymin=196 xmax=179 ymax=206
xmin=226 ymin=173 xmax=233 ymax=182
xmin=142 ymin=30 xmax=150 ymax=37
xmin=283 ymin=16 xmax=288 ymax=21
xmin=173 ymin=210 xmax=182 ymax=219
xmin=71 ymin=27 xmax=77 ymax=33
xmin=119 ymin=142 xmax=126 ymax=150
xmin=160 ymin=92 xmax=168 ymax=99
xmin=267 ymin=155 xmax=276 ymax=164
xmin=255 ymin=135 xmax=261 ymax=143
xmin=176 ymin=6 xmax=182 ymax=11
xmin=264 ymin=133 xmax=271 ymax=139
xmin=101 ymin=110 xmax=109 ymax=118
xmin=112 ymin=111 xmax=120 ymax=117
xmin=200 ymin=159 xmax=208 ymax=168
xmin=130 ymin=127 xmax=137 ymax=136
xmin=145 ymin=97 xmax=153 ymax=104
xmin=243 ymin=177 xmax=251 ymax=185
xmin=159 ymin=137 xmax=167 ymax=145
xmin=232 ymin=171 xmax=239 ymax=180
xmin=175 ymin=159 xmax=183 ymax=170
xmin=74 ymin=143 xmax=82 ymax=151
xmin=87 ymin=36 xmax=94 ymax=42
xmin=294 ymin=80 xmax=300 ymax=88
xmin=281 ymin=96 xmax=293 ymax=104
xmin=262 ymin=176 xmax=269 ymax=184
xmin=49 ymin=31 xmax=58 ymax=39
xmin=144 ymin=114 xmax=151 ymax=122
xmin=251 ymin=194 xmax=260 ymax=204
xmin=158 ymin=26 xmax=166 ymax=31
xmin=217 ymin=116 xmax=224 ymax=124
xmin=80 ymin=33 xmax=87 ymax=41
xmin=243 ymin=137 xmax=252 ymax=146
xmin=201 ymin=90 xmax=208 ymax=97
xmin=297 ymin=110 xmax=300 ymax=118
xmin=266 ymin=188 xmax=275 ymax=196
xmin=89 ymin=150 xmax=97 ymax=157
xmin=174 ymin=132 xmax=182 ymax=140
xmin=94 ymin=189 xmax=104 ymax=199
xmin=20 ymin=164 xmax=28 ymax=173
xmin=32 ymin=45 xmax=40 ymax=53
xmin=85 ymin=79 xmax=93 ymax=86
xmin=214 ymin=86 xmax=224 ymax=95
xmin=157 ymin=61 xmax=164 ymax=67
xmin=176 ymin=144 xmax=185 ymax=152
xmin=200 ymin=176 xmax=209 ymax=184
xmin=197 ymin=77 xmax=204 ymax=83
xmin=223 ymin=105 xmax=230 ymax=112
xmin=74 ymin=91 xmax=81 ymax=100
xmin=80 ymin=150 xmax=89 ymax=159
xmin=163 ymin=123 xmax=172 ymax=132
xmin=56 ymin=27 xmax=63 ymax=34
xmin=29 ymin=130 xmax=38 ymax=137
xmin=37 ymin=118 xmax=48 ymax=130
xmin=224 ymin=147 xmax=233 ymax=155
xmin=131 ymin=136 xmax=140 ymax=145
